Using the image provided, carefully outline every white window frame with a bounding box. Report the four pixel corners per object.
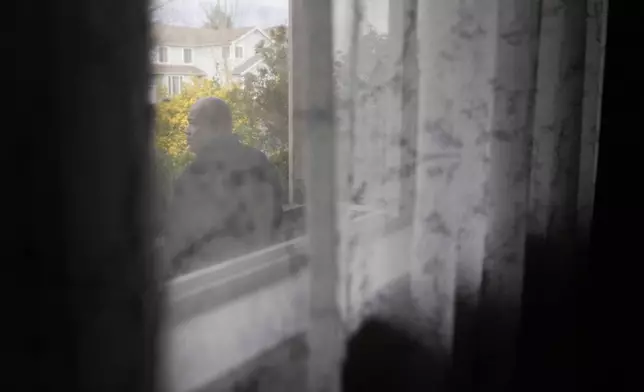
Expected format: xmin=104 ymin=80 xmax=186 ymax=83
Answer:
xmin=183 ymin=48 xmax=193 ymax=64
xmin=168 ymin=75 xmax=183 ymax=96
xmin=235 ymin=46 xmax=244 ymax=59
xmin=163 ymin=0 xmax=340 ymax=286
xmin=157 ymin=46 xmax=169 ymax=63
xmin=162 ymin=3 xmax=379 ymax=388
xmin=162 ymin=0 xmax=348 ymax=302
xmin=162 ymin=0 xmax=408 ymax=302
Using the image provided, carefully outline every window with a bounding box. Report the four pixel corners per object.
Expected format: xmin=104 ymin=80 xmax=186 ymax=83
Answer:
xmin=183 ymin=48 xmax=192 ymax=63
xmin=148 ymin=82 xmax=157 ymax=103
xmin=168 ymin=75 xmax=182 ymax=96
xmin=158 ymin=46 xmax=168 ymax=63
xmin=145 ymin=1 xmax=607 ymax=391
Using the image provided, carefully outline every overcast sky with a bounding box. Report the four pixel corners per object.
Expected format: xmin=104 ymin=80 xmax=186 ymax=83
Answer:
xmin=155 ymin=0 xmax=390 ymax=53
xmin=156 ymin=0 xmax=289 ymax=28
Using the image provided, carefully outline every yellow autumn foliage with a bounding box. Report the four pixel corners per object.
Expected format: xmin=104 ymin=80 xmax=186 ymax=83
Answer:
xmin=152 ymin=28 xmax=291 ymax=211
xmin=154 ymin=77 xmax=266 ymax=179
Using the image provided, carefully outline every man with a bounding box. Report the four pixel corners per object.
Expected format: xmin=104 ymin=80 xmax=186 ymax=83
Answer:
xmin=162 ymin=97 xmax=283 ymax=276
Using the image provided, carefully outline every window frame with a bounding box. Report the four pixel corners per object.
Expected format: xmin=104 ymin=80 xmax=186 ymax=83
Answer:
xmin=162 ymin=3 xmax=404 ymax=387
xmin=162 ymin=0 xmax=411 ymax=284
xmin=157 ymin=46 xmax=169 ymax=63
xmin=168 ymin=75 xmax=182 ymax=96
xmin=164 ymin=0 xmax=401 ymax=309
xmin=235 ymin=46 xmax=244 ymax=59
xmin=183 ymin=47 xmax=193 ymax=64
xmin=166 ymin=205 xmax=389 ymax=324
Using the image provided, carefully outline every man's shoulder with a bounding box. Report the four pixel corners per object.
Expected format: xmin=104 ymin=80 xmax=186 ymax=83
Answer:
xmin=239 ymin=143 xmax=268 ymax=158
xmin=236 ymin=144 xmax=273 ymax=167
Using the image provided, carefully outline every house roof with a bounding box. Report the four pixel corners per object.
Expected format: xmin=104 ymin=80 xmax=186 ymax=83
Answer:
xmin=232 ymin=54 xmax=264 ymax=76
xmin=153 ymin=64 xmax=207 ymax=76
xmin=153 ymin=24 xmax=254 ymax=47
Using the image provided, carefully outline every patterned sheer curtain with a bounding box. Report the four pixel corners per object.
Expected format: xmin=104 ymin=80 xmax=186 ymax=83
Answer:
xmin=301 ymin=0 xmax=608 ymax=390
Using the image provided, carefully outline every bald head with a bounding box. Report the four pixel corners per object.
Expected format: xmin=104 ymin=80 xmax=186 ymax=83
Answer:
xmin=187 ymin=97 xmax=234 ymax=151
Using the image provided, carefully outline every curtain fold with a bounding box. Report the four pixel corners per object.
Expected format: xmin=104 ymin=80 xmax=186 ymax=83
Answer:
xmin=410 ymin=1 xmax=542 ymax=389
xmin=305 ymin=0 xmax=607 ymax=390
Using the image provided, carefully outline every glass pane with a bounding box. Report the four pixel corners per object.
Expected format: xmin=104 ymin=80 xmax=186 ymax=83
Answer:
xmin=150 ymin=1 xmax=305 ymax=391
xmin=171 ymin=76 xmax=181 ymax=95
xmin=159 ymin=47 xmax=167 ymax=62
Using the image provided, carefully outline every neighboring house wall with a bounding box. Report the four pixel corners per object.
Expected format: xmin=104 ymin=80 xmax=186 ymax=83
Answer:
xmin=221 ymin=30 xmax=268 ymax=82
xmin=149 ymin=26 xmax=271 ymax=99
xmin=156 ymin=46 xmax=190 ymax=65
xmin=232 ymin=60 xmax=267 ymax=84
xmin=236 ymin=30 xmax=267 ymax=65
xmin=193 ymin=46 xmax=223 ymax=82
xmin=152 ymin=44 xmax=208 ymax=98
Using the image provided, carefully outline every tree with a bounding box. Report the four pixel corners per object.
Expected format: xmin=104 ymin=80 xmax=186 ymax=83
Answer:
xmin=149 ymin=0 xmax=176 ymax=22
xmin=334 ymin=28 xmax=392 ymax=102
xmin=149 ymin=0 xmax=174 ymax=13
xmin=153 ymin=26 xmax=293 ymax=198
xmin=201 ymin=0 xmax=237 ymax=30
xmin=333 ymin=30 xmax=394 ymax=207
xmin=154 ymin=77 xmax=271 ymax=178
xmin=244 ymin=25 xmax=289 ymax=146
xmin=231 ymin=25 xmax=290 ymax=186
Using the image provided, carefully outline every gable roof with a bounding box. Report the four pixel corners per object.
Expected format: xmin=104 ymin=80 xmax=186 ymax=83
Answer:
xmin=232 ymin=54 xmax=264 ymax=76
xmin=152 ymin=64 xmax=207 ymax=76
xmin=153 ymin=24 xmax=254 ymax=47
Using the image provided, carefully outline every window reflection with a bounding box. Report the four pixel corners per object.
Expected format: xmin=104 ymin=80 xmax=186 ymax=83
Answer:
xmin=150 ymin=2 xmax=294 ymax=280
xmin=152 ymin=1 xmax=407 ymax=391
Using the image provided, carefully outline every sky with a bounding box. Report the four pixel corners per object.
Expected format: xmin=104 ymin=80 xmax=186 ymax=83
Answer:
xmin=154 ymin=0 xmax=390 ymax=53
xmin=155 ymin=0 xmax=289 ymax=28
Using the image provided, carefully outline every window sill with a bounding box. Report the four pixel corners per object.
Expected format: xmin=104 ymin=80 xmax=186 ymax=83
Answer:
xmin=166 ymin=205 xmax=405 ymax=325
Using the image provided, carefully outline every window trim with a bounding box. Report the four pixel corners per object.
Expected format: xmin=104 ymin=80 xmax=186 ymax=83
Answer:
xmin=183 ymin=47 xmax=193 ymax=64
xmin=164 ymin=0 xmax=340 ymax=325
xmin=168 ymin=75 xmax=182 ymax=96
xmin=235 ymin=45 xmax=244 ymax=59
xmin=166 ymin=206 xmax=392 ymax=325
xmin=157 ymin=46 xmax=169 ymax=63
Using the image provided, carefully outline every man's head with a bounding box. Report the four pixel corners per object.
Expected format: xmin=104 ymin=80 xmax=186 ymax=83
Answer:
xmin=186 ymin=97 xmax=233 ymax=152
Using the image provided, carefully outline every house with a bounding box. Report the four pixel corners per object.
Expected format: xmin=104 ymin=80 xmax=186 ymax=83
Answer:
xmin=230 ymin=54 xmax=266 ymax=83
xmin=149 ymin=24 xmax=271 ymax=101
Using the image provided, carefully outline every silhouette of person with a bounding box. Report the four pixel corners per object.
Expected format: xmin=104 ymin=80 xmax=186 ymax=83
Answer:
xmin=162 ymin=97 xmax=283 ymax=276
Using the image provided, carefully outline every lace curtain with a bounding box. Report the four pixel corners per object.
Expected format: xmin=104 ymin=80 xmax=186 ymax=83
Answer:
xmin=301 ymin=0 xmax=608 ymax=390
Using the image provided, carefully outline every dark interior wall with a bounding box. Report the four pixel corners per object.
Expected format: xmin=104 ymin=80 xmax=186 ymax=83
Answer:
xmin=514 ymin=1 xmax=644 ymax=391
xmin=586 ymin=1 xmax=643 ymax=391
xmin=14 ymin=0 xmax=159 ymax=391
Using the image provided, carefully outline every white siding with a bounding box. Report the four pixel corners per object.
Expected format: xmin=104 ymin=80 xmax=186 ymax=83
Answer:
xmin=193 ymin=47 xmax=221 ymax=81
xmin=155 ymin=46 xmax=186 ymax=65
xmin=226 ymin=30 xmax=268 ymax=71
xmin=152 ymin=29 xmax=269 ymax=85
